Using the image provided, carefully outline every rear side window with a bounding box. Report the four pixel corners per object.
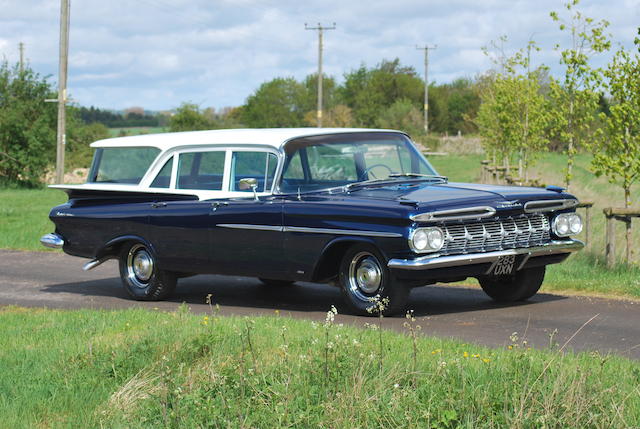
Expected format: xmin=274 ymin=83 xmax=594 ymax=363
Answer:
xmin=89 ymin=147 xmax=160 ymax=184
xmin=177 ymin=151 xmax=226 ymax=190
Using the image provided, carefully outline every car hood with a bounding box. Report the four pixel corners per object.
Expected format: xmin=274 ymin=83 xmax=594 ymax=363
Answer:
xmin=349 ymin=182 xmax=577 ymax=212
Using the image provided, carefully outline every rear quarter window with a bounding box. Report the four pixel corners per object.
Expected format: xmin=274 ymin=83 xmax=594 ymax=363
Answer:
xmin=89 ymin=147 xmax=160 ymax=184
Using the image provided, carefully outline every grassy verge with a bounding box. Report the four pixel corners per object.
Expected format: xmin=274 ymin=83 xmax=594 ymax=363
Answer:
xmin=0 ymin=306 xmax=638 ymax=428
xmin=1 ymin=188 xmax=66 ymax=251
xmin=108 ymin=127 xmax=167 ymax=137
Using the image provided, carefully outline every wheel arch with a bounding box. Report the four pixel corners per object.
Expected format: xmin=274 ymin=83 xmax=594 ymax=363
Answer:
xmin=311 ymin=236 xmax=385 ymax=283
xmin=94 ymin=234 xmax=157 ymax=261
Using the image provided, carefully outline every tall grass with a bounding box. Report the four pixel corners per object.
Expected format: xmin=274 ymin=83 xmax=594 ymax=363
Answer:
xmin=0 ymin=306 xmax=637 ymax=428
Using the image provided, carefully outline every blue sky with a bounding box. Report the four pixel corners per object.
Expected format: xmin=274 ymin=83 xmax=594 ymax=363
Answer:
xmin=1 ymin=0 xmax=638 ymax=111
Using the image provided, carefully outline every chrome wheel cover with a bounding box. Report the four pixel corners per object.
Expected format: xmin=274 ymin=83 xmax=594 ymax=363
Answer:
xmin=348 ymin=251 xmax=382 ymax=302
xmin=127 ymin=244 xmax=154 ymax=289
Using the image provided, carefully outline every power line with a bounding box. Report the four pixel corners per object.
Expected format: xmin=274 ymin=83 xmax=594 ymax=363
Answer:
xmin=305 ymin=22 xmax=336 ymax=128
xmin=416 ymin=44 xmax=437 ymax=133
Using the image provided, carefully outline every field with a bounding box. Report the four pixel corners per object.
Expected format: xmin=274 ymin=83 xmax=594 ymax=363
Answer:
xmin=0 ymin=306 xmax=638 ymax=428
xmin=108 ymin=126 xmax=167 ymax=137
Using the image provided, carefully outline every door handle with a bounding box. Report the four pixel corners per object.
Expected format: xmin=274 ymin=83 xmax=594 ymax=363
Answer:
xmin=211 ymin=202 xmax=229 ymax=211
xmin=151 ymin=202 xmax=167 ymax=208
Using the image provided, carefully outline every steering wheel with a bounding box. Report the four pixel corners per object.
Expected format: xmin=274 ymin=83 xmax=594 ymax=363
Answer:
xmin=359 ymin=163 xmax=393 ymax=180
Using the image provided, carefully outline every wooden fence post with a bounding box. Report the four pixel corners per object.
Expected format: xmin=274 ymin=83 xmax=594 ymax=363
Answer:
xmin=481 ymin=160 xmax=489 ymax=183
xmin=605 ymin=209 xmax=616 ymax=268
xmin=576 ymin=201 xmax=593 ymax=249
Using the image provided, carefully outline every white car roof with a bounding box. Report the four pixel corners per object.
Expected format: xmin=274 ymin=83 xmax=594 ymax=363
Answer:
xmin=90 ymin=128 xmax=401 ymax=151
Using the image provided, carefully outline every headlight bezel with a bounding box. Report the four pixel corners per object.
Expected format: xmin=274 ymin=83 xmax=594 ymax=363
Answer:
xmin=552 ymin=212 xmax=582 ymax=237
xmin=409 ymin=226 xmax=445 ymax=253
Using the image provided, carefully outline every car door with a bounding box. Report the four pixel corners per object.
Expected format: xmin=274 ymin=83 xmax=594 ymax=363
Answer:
xmin=147 ymin=150 xmax=226 ymax=273
xmin=207 ymin=149 xmax=285 ymax=278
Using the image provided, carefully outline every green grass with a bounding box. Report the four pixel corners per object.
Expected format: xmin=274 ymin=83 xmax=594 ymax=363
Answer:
xmin=1 ymin=188 xmax=66 ymax=251
xmin=108 ymin=127 xmax=167 ymax=137
xmin=0 ymin=306 xmax=638 ymax=428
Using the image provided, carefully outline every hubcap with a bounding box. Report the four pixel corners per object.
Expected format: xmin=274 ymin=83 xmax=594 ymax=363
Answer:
xmin=127 ymin=244 xmax=154 ymax=289
xmin=348 ymin=251 xmax=383 ymax=301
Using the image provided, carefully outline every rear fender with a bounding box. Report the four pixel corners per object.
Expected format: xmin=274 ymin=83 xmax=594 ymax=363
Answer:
xmin=94 ymin=235 xmax=156 ymax=261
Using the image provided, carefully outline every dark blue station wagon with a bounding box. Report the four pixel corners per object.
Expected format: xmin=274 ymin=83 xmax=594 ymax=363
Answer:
xmin=41 ymin=129 xmax=584 ymax=315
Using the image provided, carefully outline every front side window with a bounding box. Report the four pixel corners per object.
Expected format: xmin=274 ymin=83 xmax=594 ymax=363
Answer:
xmin=230 ymin=151 xmax=277 ymax=192
xmin=89 ymin=147 xmax=160 ymax=184
xmin=177 ymin=151 xmax=225 ymax=190
xmin=279 ymin=133 xmax=437 ymax=192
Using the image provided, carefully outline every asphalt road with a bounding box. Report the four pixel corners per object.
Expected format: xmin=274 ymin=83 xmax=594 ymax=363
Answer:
xmin=1 ymin=249 xmax=639 ymax=359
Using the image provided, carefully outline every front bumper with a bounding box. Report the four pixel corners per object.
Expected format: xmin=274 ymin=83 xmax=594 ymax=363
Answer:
xmin=40 ymin=233 xmax=65 ymax=249
xmin=388 ymin=240 xmax=584 ymax=271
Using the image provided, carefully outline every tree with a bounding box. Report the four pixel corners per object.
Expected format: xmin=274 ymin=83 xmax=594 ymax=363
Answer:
xmin=375 ymin=98 xmax=423 ymax=136
xmin=338 ymin=59 xmax=424 ymax=127
xmin=549 ymin=0 xmax=610 ymax=190
xmin=591 ymin=38 xmax=640 ymax=263
xmin=241 ymin=78 xmax=307 ymax=127
xmin=476 ymin=40 xmax=551 ymax=181
xmin=0 ymin=62 xmax=57 ymax=187
xmin=169 ymin=103 xmax=214 ymax=132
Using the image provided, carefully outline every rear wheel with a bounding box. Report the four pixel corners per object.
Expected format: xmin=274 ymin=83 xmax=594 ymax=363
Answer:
xmin=258 ymin=278 xmax=295 ymax=287
xmin=119 ymin=242 xmax=177 ymax=301
xmin=478 ymin=266 xmax=545 ymax=302
xmin=338 ymin=244 xmax=408 ymax=316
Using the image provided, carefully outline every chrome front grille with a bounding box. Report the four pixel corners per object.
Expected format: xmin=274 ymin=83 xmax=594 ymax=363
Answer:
xmin=439 ymin=214 xmax=551 ymax=256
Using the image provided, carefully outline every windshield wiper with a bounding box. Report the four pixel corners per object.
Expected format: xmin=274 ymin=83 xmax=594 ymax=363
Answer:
xmin=388 ymin=173 xmax=448 ymax=182
xmin=344 ymin=175 xmax=447 ymax=192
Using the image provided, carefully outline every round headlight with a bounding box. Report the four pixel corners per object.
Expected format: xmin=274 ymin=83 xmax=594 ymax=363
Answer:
xmin=412 ymin=229 xmax=429 ymax=251
xmin=568 ymin=213 xmax=583 ymax=234
xmin=426 ymin=228 xmax=444 ymax=250
xmin=553 ymin=215 xmax=570 ymax=236
xmin=410 ymin=227 xmax=444 ymax=253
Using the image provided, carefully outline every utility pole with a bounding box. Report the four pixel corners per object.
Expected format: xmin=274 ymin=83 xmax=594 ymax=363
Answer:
xmin=305 ymin=22 xmax=336 ymax=128
xmin=18 ymin=42 xmax=24 ymax=73
xmin=48 ymin=0 xmax=71 ymax=184
xmin=416 ymin=45 xmax=437 ymax=133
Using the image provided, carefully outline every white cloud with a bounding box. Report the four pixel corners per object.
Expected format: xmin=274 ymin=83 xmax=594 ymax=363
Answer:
xmin=1 ymin=0 xmax=638 ymax=110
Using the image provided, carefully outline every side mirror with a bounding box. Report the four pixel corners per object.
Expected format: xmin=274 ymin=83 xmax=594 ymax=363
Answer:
xmin=238 ymin=178 xmax=259 ymax=200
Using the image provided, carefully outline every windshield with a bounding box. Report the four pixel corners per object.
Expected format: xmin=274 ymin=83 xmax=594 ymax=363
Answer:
xmin=279 ymin=132 xmax=438 ymax=193
xmin=88 ymin=147 xmax=160 ymax=184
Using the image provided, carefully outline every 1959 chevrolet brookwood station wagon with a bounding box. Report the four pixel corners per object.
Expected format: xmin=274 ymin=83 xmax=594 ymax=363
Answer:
xmin=41 ymin=128 xmax=584 ymax=315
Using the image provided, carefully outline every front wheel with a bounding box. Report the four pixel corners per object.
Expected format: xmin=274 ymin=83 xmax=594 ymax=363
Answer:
xmin=119 ymin=242 xmax=177 ymax=301
xmin=477 ymin=266 xmax=546 ymax=302
xmin=338 ymin=244 xmax=408 ymax=316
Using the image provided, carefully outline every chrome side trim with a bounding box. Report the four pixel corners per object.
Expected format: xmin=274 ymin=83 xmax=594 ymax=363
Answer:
xmin=40 ymin=233 xmax=64 ymax=249
xmin=411 ymin=206 xmax=496 ymax=222
xmin=387 ymin=240 xmax=584 ymax=271
xmin=524 ymin=199 xmax=578 ymax=213
xmin=283 ymin=226 xmax=403 ymax=238
xmin=217 ymin=224 xmax=284 ymax=232
xmin=215 ymin=224 xmax=402 ymax=238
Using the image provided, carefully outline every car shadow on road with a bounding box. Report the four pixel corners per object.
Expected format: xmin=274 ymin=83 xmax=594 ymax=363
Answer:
xmin=39 ymin=274 xmax=567 ymax=317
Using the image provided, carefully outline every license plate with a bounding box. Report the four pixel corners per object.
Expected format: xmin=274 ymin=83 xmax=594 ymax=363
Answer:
xmin=489 ymin=255 xmax=516 ymax=276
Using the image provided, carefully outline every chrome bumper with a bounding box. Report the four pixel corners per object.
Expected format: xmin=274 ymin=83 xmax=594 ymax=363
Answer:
xmin=388 ymin=240 xmax=584 ymax=271
xmin=40 ymin=233 xmax=65 ymax=249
